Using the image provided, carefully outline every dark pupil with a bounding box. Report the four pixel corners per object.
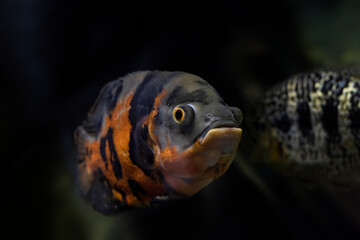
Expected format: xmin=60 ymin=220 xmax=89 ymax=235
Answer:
xmin=175 ymin=109 xmax=183 ymax=121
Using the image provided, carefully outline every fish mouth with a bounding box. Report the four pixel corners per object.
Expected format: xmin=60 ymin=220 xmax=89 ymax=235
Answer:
xmin=158 ymin=119 xmax=242 ymax=189
xmin=197 ymin=120 xmax=239 ymax=144
xmin=196 ymin=120 xmax=242 ymax=177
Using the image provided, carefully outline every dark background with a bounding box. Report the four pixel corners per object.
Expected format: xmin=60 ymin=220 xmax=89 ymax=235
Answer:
xmin=2 ymin=0 xmax=360 ymax=239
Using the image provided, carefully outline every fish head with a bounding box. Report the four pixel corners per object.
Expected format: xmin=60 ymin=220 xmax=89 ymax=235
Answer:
xmin=151 ymin=73 xmax=243 ymax=195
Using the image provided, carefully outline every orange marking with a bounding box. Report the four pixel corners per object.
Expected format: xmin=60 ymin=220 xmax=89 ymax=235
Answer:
xmin=84 ymin=90 xmax=168 ymax=207
xmin=142 ymin=89 xmax=167 ymax=138
xmin=112 ymin=189 xmax=124 ymax=202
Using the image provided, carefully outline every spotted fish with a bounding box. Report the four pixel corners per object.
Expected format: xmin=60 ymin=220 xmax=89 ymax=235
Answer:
xmin=74 ymin=71 xmax=243 ymax=214
xmin=261 ymin=69 xmax=360 ymax=187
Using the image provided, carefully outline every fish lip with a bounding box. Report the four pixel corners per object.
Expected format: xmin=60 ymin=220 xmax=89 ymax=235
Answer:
xmin=197 ymin=120 xmax=238 ymax=143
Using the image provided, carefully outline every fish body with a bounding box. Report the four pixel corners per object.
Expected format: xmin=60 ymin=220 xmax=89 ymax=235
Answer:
xmin=261 ymin=69 xmax=360 ymax=186
xmin=75 ymin=71 xmax=242 ymax=213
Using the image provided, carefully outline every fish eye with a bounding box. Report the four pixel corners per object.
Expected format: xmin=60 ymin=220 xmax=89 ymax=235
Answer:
xmin=173 ymin=107 xmax=185 ymax=123
xmin=172 ymin=105 xmax=195 ymax=125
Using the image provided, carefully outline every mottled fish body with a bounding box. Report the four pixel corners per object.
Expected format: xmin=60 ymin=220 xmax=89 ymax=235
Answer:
xmin=75 ymin=71 xmax=242 ymax=214
xmin=261 ymin=69 xmax=360 ymax=186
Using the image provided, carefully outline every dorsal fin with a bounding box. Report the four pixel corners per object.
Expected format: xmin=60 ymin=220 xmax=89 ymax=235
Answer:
xmin=83 ymin=78 xmax=124 ymax=137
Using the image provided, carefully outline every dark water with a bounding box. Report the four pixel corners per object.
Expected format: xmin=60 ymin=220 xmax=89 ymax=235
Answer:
xmin=2 ymin=0 xmax=360 ymax=239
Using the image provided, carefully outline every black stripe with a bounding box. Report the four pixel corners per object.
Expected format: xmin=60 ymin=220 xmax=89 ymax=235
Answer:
xmin=320 ymin=73 xmax=351 ymax=138
xmin=99 ymin=136 xmax=108 ymax=169
xmin=106 ymin=128 xmax=123 ymax=179
xmin=114 ymin=186 xmax=128 ymax=205
xmin=140 ymin=124 xmax=155 ymax=165
xmin=99 ymin=128 xmax=123 ymax=179
xmin=128 ymin=72 xmax=181 ymax=178
xmin=128 ymin=179 xmax=147 ymax=201
xmin=321 ymin=98 xmax=339 ymax=137
xmin=296 ymin=101 xmax=312 ymax=137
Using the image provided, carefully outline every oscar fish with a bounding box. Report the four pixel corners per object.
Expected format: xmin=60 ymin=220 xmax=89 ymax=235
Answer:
xmin=260 ymin=69 xmax=360 ymax=187
xmin=74 ymin=71 xmax=243 ymax=214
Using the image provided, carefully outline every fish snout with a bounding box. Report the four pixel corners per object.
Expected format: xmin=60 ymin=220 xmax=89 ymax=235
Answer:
xmin=230 ymin=107 xmax=243 ymax=126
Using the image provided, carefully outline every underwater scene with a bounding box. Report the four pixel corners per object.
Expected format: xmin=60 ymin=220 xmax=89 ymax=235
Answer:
xmin=3 ymin=0 xmax=360 ymax=239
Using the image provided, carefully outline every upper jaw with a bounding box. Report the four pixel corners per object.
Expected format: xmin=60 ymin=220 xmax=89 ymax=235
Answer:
xmin=197 ymin=119 xmax=239 ymax=144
